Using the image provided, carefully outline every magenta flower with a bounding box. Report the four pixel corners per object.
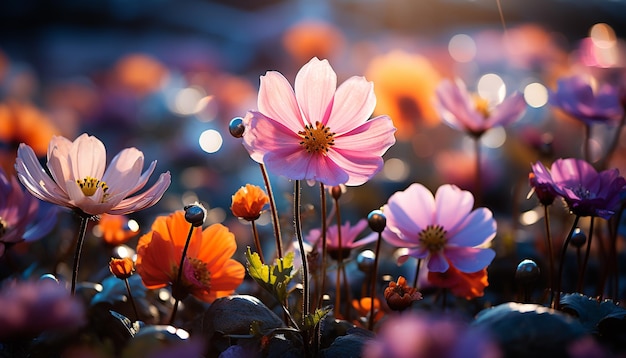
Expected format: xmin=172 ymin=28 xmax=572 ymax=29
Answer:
xmin=550 ymin=75 xmax=624 ymax=125
xmin=528 ymin=162 xmax=559 ymax=206
xmin=15 ymin=133 xmax=171 ymax=217
xmin=380 ymin=183 xmax=496 ymax=273
xmin=435 ymin=78 xmax=526 ymax=137
xmin=306 ymin=219 xmax=374 ymax=259
xmin=533 ymin=158 xmax=626 ymax=219
xmin=242 ymin=57 xmax=396 ymax=186
xmin=0 ymin=169 xmax=38 ymax=256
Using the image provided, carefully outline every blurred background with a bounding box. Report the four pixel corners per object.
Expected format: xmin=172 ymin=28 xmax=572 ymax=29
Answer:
xmin=1 ymin=0 xmax=625 ymax=302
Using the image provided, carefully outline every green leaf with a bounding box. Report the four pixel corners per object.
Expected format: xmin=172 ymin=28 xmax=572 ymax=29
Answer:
xmin=245 ymin=247 xmax=295 ymax=302
xmin=304 ymin=306 xmax=332 ymax=331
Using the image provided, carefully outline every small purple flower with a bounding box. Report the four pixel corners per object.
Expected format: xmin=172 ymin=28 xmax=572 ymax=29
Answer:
xmin=380 ymin=183 xmax=496 ymax=273
xmin=537 ymin=158 xmax=626 ymax=219
xmin=0 ymin=280 xmax=85 ymax=341
xmin=550 ymin=75 xmax=624 ymax=125
xmin=435 ymin=78 xmax=526 ymax=137
xmin=306 ymin=219 xmax=373 ymax=260
xmin=529 ymin=162 xmax=559 ymax=206
xmin=0 ymin=169 xmax=58 ymax=257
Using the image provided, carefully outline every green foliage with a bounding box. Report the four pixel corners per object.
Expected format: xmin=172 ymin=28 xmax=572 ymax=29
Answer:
xmin=304 ymin=306 xmax=332 ymax=331
xmin=245 ymin=247 xmax=295 ymax=303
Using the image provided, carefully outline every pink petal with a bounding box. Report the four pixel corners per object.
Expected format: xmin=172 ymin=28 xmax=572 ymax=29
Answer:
xmin=333 ymin=115 xmax=396 ymax=156
xmin=243 ymin=111 xmax=303 ymax=164
xmin=46 ymin=136 xmax=74 ymax=193
xmin=327 ymin=76 xmax=376 ymax=134
xmin=326 ymin=150 xmax=382 ymax=186
xmin=382 ymin=229 xmax=415 ymax=248
xmin=444 ymin=246 xmax=495 ymax=272
xmin=70 ymin=134 xmax=106 ymax=181
xmin=435 ymin=79 xmax=483 ymax=133
xmin=15 ymin=144 xmax=67 ymax=206
xmin=487 ymin=92 xmax=526 ymax=128
xmin=258 ymin=71 xmax=304 ymax=133
xmin=427 ymin=251 xmax=450 ymax=272
xmin=447 ymin=208 xmax=496 ymax=246
xmin=108 ymin=172 xmax=171 ymax=215
xmin=387 ymin=183 xmax=436 ymax=233
xmin=101 ymin=148 xmax=145 ymax=196
xmin=294 ymin=57 xmax=336 ymax=125
xmin=434 ymin=184 xmax=474 ymax=233
xmin=303 ymin=154 xmax=350 ymax=186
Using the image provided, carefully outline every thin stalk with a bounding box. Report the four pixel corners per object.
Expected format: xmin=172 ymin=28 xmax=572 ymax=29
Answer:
xmin=577 ymin=216 xmax=595 ymax=293
xmin=251 ymin=220 xmax=265 ymax=264
xmin=543 ymin=205 xmax=555 ymax=307
xmin=318 ymin=183 xmax=328 ymax=310
xmin=412 ymin=259 xmax=422 ymax=289
xmin=293 ymin=181 xmax=310 ymax=322
xmin=555 ymin=215 xmax=580 ymax=310
xmin=71 ymin=216 xmax=90 ymax=295
xmin=474 ymin=137 xmax=483 ymax=207
xmin=124 ymin=278 xmax=140 ymax=322
xmin=260 ymin=163 xmax=283 ymax=259
xmin=368 ymin=231 xmax=382 ymax=331
xmin=334 ymin=194 xmax=344 ymax=318
xmin=583 ymin=124 xmax=591 ymax=163
xmin=169 ymin=223 xmax=196 ymax=325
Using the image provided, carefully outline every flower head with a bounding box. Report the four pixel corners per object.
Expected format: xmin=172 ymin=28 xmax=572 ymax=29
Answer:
xmin=15 ymin=133 xmax=171 ymax=217
xmin=306 ymin=219 xmax=373 ymax=260
xmin=533 ymin=158 xmax=626 ymax=219
xmin=381 ymin=183 xmax=497 ymax=273
xmin=135 ymin=211 xmax=245 ymax=302
xmin=550 ymin=75 xmax=624 ymax=125
xmin=528 ymin=164 xmax=559 ymax=206
xmin=97 ymin=214 xmax=139 ymax=245
xmin=435 ymin=78 xmax=526 ymax=137
xmin=230 ymin=184 xmax=269 ymax=221
xmin=384 ymin=276 xmax=422 ymax=311
xmin=109 ymin=257 xmax=135 ymax=280
xmin=242 ymin=57 xmax=396 ymax=186
xmin=427 ymin=262 xmax=489 ymax=299
xmin=0 ymin=168 xmax=58 ymax=256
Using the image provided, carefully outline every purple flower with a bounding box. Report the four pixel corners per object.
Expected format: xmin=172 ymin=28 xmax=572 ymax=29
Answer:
xmin=529 ymin=162 xmax=559 ymax=206
xmin=306 ymin=219 xmax=373 ymax=260
xmin=550 ymin=75 xmax=624 ymax=125
xmin=380 ymin=183 xmax=496 ymax=273
xmin=0 ymin=169 xmax=58 ymax=257
xmin=0 ymin=280 xmax=85 ymax=341
xmin=534 ymin=158 xmax=626 ymax=219
xmin=435 ymin=78 xmax=526 ymax=137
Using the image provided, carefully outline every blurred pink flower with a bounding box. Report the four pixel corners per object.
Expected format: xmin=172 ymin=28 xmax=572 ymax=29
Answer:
xmin=435 ymin=78 xmax=526 ymax=137
xmin=381 ymin=183 xmax=496 ymax=273
xmin=242 ymin=57 xmax=396 ymax=186
xmin=15 ymin=133 xmax=171 ymax=217
xmin=550 ymin=75 xmax=624 ymax=125
xmin=0 ymin=280 xmax=85 ymax=341
xmin=306 ymin=218 xmax=373 ymax=260
xmin=0 ymin=169 xmax=58 ymax=256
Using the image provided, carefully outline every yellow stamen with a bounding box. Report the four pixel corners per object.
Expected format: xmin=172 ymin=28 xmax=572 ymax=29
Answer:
xmin=298 ymin=121 xmax=336 ymax=154
xmin=76 ymin=176 xmax=108 ymax=197
xmin=473 ymin=95 xmax=491 ymax=118
xmin=419 ymin=225 xmax=447 ymax=252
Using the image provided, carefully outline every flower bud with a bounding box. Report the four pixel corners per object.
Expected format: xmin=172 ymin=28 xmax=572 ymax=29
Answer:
xmin=109 ymin=257 xmax=135 ymax=280
xmin=229 ymin=117 xmax=245 ymax=138
xmin=367 ymin=210 xmax=386 ymax=233
xmin=384 ymin=276 xmax=422 ymax=311
xmin=184 ymin=203 xmax=206 ymax=227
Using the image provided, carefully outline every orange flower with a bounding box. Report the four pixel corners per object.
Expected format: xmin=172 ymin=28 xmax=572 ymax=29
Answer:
xmin=365 ymin=51 xmax=441 ymax=140
xmin=109 ymin=257 xmax=134 ymax=280
xmin=428 ymin=263 xmax=489 ymax=300
xmin=384 ymin=276 xmax=422 ymax=311
xmin=352 ymin=297 xmax=385 ymax=323
xmin=282 ymin=20 xmax=345 ymax=63
xmin=112 ymin=53 xmax=169 ymax=96
xmin=135 ymin=211 xmax=245 ymax=302
xmin=96 ymin=214 xmax=139 ymax=246
xmin=231 ymin=184 xmax=269 ymax=221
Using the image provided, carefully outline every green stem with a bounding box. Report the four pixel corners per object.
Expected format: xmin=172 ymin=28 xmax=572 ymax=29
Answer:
xmin=555 ymin=215 xmax=580 ymax=310
xmin=543 ymin=205 xmax=555 ymax=307
xmin=125 ymin=278 xmax=140 ymax=322
xmin=577 ymin=216 xmax=595 ymax=293
xmin=251 ymin=220 xmax=265 ymax=264
xmin=71 ymin=216 xmax=90 ymax=295
xmin=293 ymin=180 xmax=310 ymax=355
xmin=318 ymin=183 xmax=328 ymax=310
xmin=259 ymin=163 xmax=283 ymax=259
xmin=368 ymin=231 xmax=382 ymax=331
xmin=412 ymin=259 xmax=422 ymax=289
xmin=334 ymin=193 xmax=344 ymax=318
xmin=169 ymin=223 xmax=196 ymax=325
xmin=474 ymin=137 xmax=483 ymax=207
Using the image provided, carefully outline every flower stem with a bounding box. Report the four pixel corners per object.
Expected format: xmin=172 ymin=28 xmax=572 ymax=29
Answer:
xmin=318 ymin=183 xmax=328 ymax=310
xmin=555 ymin=215 xmax=580 ymax=310
xmin=293 ymin=181 xmax=309 ymax=322
xmin=71 ymin=216 xmax=90 ymax=295
xmin=169 ymin=223 xmax=196 ymax=325
xmin=368 ymin=231 xmax=382 ymax=331
xmin=583 ymin=124 xmax=591 ymax=163
xmin=412 ymin=259 xmax=422 ymax=289
xmin=543 ymin=205 xmax=555 ymax=307
xmin=474 ymin=137 xmax=483 ymax=207
xmin=260 ymin=163 xmax=283 ymax=259
xmin=251 ymin=220 xmax=265 ymax=264
xmin=334 ymin=193 xmax=344 ymax=319
xmin=124 ymin=278 xmax=140 ymax=322
xmin=577 ymin=216 xmax=595 ymax=293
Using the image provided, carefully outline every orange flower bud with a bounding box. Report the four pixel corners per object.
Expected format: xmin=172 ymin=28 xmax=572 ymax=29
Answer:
xmin=384 ymin=276 xmax=422 ymax=311
xmin=109 ymin=257 xmax=134 ymax=280
xmin=231 ymin=184 xmax=269 ymax=221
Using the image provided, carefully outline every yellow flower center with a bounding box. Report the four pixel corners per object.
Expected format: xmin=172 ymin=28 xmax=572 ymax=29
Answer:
xmin=76 ymin=176 xmax=108 ymax=197
xmin=298 ymin=121 xmax=335 ymax=154
xmin=418 ymin=225 xmax=447 ymax=252
xmin=0 ymin=217 xmax=7 ymax=238
xmin=187 ymin=257 xmax=211 ymax=290
xmin=473 ymin=95 xmax=491 ymax=118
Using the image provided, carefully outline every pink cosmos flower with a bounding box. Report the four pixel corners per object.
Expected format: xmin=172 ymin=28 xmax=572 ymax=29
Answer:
xmin=435 ymin=78 xmax=527 ymax=137
xmin=0 ymin=169 xmax=40 ymax=256
xmin=531 ymin=158 xmax=626 ymax=219
xmin=242 ymin=57 xmax=396 ymax=186
xmin=380 ymin=183 xmax=496 ymax=273
xmin=306 ymin=219 xmax=374 ymax=260
xmin=15 ymin=133 xmax=171 ymax=216
xmin=550 ymin=75 xmax=624 ymax=125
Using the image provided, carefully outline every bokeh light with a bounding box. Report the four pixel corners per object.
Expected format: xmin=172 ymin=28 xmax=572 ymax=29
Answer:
xmin=477 ymin=73 xmax=505 ymax=104
xmin=448 ymin=34 xmax=477 ymax=63
xmin=198 ymin=129 xmax=223 ymax=153
xmin=523 ymin=82 xmax=549 ymax=108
